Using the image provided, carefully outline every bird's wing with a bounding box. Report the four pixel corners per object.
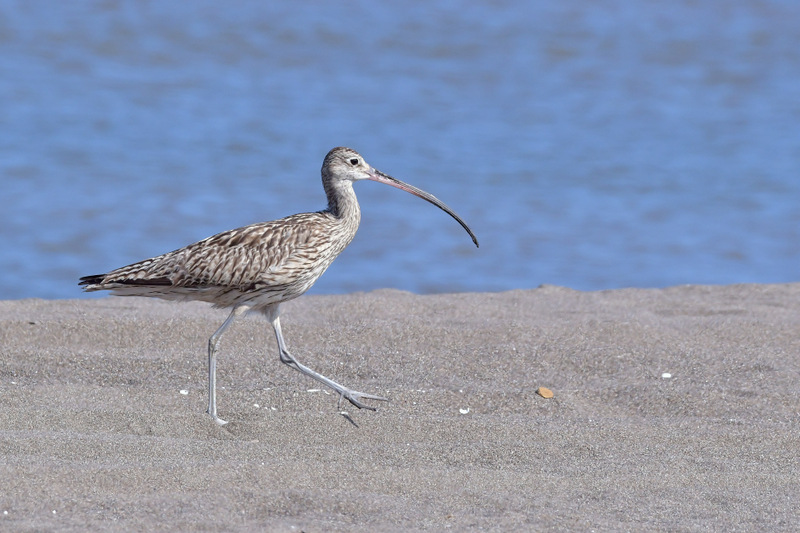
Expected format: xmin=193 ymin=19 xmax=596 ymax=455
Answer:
xmin=86 ymin=212 xmax=339 ymax=290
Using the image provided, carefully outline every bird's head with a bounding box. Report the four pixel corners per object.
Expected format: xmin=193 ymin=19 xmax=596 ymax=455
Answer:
xmin=321 ymin=147 xmax=479 ymax=247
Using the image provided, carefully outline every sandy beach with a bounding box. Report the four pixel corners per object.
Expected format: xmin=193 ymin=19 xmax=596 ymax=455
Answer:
xmin=2 ymin=284 xmax=799 ymax=531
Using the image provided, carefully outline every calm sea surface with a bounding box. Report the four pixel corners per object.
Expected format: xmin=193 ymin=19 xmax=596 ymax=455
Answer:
xmin=2 ymin=1 xmax=798 ymax=300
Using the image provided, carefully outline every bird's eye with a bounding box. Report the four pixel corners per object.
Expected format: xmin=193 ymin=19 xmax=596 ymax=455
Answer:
xmin=349 ymin=158 xmax=359 ymax=166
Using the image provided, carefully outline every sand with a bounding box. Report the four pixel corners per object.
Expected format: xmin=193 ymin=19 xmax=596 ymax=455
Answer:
xmin=1 ymin=284 xmax=799 ymax=531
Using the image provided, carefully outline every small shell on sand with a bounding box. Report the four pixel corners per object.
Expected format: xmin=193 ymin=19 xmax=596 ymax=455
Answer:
xmin=536 ymin=386 xmax=554 ymax=399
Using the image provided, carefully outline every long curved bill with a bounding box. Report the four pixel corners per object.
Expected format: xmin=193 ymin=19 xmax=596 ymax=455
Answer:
xmin=367 ymin=168 xmax=479 ymax=248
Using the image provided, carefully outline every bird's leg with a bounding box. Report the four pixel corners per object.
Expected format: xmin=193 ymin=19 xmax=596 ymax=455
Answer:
xmin=207 ymin=305 xmax=250 ymax=425
xmin=265 ymin=307 xmax=388 ymax=411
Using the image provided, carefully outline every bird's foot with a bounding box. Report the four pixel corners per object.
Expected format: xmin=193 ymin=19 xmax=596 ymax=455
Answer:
xmin=337 ymin=390 xmax=389 ymax=411
xmin=207 ymin=410 xmax=228 ymax=426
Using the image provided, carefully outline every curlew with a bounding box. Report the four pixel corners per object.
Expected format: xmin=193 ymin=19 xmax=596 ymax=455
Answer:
xmin=80 ymin=147 xmax=478 ymax=425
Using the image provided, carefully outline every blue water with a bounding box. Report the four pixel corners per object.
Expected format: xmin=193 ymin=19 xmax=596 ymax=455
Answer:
xmin=1 ymin=1 xmax=798 ymax=300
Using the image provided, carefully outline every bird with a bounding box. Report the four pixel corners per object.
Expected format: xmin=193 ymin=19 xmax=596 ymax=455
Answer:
xmin=80 ymin=146 xmax=479 ymax=425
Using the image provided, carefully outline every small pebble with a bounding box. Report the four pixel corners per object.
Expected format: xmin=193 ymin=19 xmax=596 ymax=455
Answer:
xmin=536 ymin=386 xmax=554 ymax=399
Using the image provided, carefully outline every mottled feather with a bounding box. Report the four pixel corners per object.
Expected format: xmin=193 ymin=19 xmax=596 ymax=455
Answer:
xmin=80 ymin=208 xmax=360 ymax=309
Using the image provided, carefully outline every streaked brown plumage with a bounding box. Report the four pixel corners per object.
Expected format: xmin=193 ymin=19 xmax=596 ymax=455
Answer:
xmin=80 ymin=147 xmax=478 ymax=424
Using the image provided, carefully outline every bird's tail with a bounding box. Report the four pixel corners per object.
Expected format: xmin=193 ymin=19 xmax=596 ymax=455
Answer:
xmin=78 ymin=274 xmax=106 ymax=291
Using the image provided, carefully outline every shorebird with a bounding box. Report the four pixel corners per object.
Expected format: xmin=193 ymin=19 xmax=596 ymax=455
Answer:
xmin=80 ymin=147 xmax=478 ymax=424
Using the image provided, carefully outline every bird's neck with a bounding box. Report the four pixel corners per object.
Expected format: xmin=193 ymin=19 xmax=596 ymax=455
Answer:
xmin=324 ymin=179 xmax=361 ymax=224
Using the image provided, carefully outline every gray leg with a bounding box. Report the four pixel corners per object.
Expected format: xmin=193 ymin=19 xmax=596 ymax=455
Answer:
xmin=265 ymin=305 xmax=388 ymax=411
xmin=207 ymin=305 xmax=250 ymax=425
